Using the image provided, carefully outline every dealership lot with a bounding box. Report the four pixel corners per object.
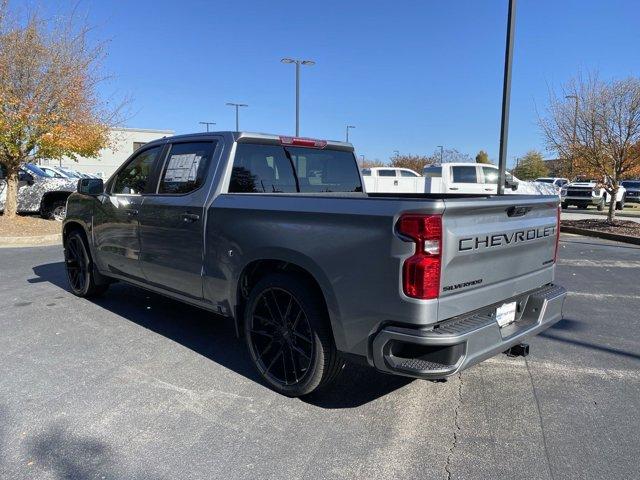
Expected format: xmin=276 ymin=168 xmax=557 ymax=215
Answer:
xmin=0 ymin=235 xmax=638 ymax=480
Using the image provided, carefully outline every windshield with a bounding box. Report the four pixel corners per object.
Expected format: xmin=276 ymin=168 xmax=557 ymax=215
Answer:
xmin=60 ymin=168 xmax=82 ymax=178
xmin=536 ymin=178 xmax=554 ymax=183
xmin=622 ymin=181 xmax=640 ymax=189
xmin=24 ymin=163 xmax=50 ymax=177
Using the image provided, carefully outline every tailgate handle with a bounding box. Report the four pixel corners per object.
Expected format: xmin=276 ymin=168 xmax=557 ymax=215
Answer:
xmin=506 ymin=206 xmax=532 ymax=217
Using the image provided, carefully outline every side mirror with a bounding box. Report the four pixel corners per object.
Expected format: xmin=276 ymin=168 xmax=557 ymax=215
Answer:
xmin=78 ymin=178 xmax=104 ymax=196
xmin=505 ymin=177 xmax=518 ymax=191
xmin=19 ymin=171 xmax=35 ymax=185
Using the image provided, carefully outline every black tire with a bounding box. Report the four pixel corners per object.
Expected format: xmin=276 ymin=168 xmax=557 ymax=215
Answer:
xmin=596 ymin=199 xmax=605 ymax=211
xmin=243 ymin=273 xmax=343 ymax=397
xmin=561 ymin=202 xmax=568 ymax=209
xmin=64 ymin=230 xmax=109 ymax=297
xmin=616 ymin=196 xmax=625 ymax=210
xmin=43 ymin=200 xmax=67 ymax=221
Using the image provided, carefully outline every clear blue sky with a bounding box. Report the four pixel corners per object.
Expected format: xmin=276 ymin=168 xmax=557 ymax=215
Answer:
xmin=24 ymin=0 xmax=640 ymax=166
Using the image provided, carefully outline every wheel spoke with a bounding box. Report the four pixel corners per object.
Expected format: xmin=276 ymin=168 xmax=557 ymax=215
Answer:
xmin=251 ymin=328 xmax=275 ymax=339
xmin=281 ymin=351 xmax=289 ymax=384
xmin=271 ymin=290 xmax=284 ymax=323
xmin=292 ymin=330 xmax=312 ymax=344
xmin=290 ymin=343 xmax=311 ymax=361
xmin=254 ymin=314 xmax=279 ymax=329
xmin=283 ymin=296 xmax=293 ymax=325
xmin=288 ymin=345 xmax=299 ymax=383
xmin=264 ymin=348 xmax=283 ymax=374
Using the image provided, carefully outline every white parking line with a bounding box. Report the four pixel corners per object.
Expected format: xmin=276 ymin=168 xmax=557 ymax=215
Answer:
xmin=484 ymin=357 xmax=640 ymax=381
xmin=568 ymin=291 xmax=640 ymax=300
xmin=558 ymin=259 xmax=640 ymax=268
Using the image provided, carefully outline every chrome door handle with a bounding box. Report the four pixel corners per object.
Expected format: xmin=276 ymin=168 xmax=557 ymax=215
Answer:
xmin=182 ymin=213 xmax=200 ymax=223
xmin=126 ymin=209 xmax=139 ymax=217
xmin=394 ymin=180 xmax=398 ymax=186
xmin=449 ymin=187 xmax=459 ymax=190
xmin=484 ymin=188 xmax=494 ymax=191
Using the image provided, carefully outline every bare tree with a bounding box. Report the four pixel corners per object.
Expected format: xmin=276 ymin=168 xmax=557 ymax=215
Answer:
xmin=540 ymin=73 xmax=640 ymax=222
xmin=0 ymin=2 xmax=122 ymax=218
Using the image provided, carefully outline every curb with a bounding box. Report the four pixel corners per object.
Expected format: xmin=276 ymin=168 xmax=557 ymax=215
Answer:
xmin=561 ymin=226 xmax=640 ymax=246
xmin=0 ymin=233 xmax=62 ymax=248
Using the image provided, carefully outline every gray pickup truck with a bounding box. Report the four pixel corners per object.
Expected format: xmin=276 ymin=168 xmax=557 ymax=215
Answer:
xmin=63 ymin=132 xmax=566 ymax=396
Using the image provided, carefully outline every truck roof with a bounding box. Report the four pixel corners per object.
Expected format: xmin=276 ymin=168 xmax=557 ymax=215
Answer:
xmin=144 ymin=131 xmax=354 ymax=152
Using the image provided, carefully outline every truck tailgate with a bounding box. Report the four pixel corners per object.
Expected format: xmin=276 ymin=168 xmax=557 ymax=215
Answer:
xmin=438 ymin=195 xmax=559 ymax=321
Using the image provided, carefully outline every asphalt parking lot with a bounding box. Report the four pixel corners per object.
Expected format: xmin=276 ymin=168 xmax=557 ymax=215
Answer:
xmin=0 ymin=234 xmax=638 ymax=480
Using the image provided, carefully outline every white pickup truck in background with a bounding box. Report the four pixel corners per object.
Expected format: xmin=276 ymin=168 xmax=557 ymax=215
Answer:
xmin=422 ymin=163 xmax=558 ymax=196
xmin=361 ymin=167 xmax=423 ymax=193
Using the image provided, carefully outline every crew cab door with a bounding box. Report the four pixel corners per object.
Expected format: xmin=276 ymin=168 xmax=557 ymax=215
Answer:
xmin=138 ymin=139 xmax=220 ymax=299
xmin=93 ymin=145 xmax=164 ymax=280
xmin=447 ymin=165 xmax=486 ymax=194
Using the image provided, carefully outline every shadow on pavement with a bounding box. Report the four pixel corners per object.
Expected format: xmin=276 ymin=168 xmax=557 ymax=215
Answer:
xmin=31 ymin=262 xmax=408 ymax=408
xmin=540 ymin=331 xmax=640 ymax=362
xmin=27 ymin=423 xmax=163 ymax=480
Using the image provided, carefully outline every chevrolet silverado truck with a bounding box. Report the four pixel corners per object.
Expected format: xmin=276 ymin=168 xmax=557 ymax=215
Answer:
xmin=63 ymin=132 xmax=566 ymax=396
xmin=560 ymin=178 xmax=626 ymax=211
xmin=0 ymin=163 xmax=77 ymax=220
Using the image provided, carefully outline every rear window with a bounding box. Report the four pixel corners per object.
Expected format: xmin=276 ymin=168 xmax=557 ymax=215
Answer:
xmin=229 ymin=144 xmax=362 ymax=193
xmin=622 ymin=181 xmax=640 ymax=189
xmin=452 ymin=166 xmax=478 ymax=183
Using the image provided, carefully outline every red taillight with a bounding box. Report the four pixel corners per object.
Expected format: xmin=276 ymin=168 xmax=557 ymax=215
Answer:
xmin=554 ymin=205 xmax=561 ymax=263
xmin=279 ymin=136 xmax=327 ymax=149
xmin=397 ymin=214 xmax=442 ymax=299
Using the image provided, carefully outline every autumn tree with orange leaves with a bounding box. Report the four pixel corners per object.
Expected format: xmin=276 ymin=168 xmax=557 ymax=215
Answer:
xmin=0 ymin=1 xmax=119 ymax=218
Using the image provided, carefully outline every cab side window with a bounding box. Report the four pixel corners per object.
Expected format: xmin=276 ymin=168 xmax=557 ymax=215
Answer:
xmin=481 ymin=167 xmax=498 ymax=184
xmin=452 ymin=166 xmax=479 ymax=183
xmin=158 ymin=142 xmax=216 ymax=194
xmin=112 ymin=146 xmax=162 ymax=195
xmin=378 ymin=169 xmax=397 ymax=177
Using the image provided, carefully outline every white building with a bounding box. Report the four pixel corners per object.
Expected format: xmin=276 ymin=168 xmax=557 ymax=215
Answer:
xmin=42 ymin=127 xmax=174 ymax=179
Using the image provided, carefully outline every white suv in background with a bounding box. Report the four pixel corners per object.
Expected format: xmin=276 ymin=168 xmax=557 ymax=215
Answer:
xmin=536 ymin=177 xmax=570 ymax=190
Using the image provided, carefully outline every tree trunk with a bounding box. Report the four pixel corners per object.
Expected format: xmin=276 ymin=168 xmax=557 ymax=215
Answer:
xmin=607 ymin=190 xmax=616 ymax=223
xmin=3 ymin=166 xmax=20 ymax=219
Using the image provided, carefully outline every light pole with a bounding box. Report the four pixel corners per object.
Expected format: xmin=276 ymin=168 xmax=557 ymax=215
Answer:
xmin=199 ymin=121 xmax=216 ymax=132
xmin=360 ymin=154 xmax=365 ymax=166
xmin=226 ymin=103 xmax=248 ymax=131
xmin=437 ymin=145 xmax=444 ymax=163
xmin=281 ymin=58 xmax=315 ymax=136
xmin=565 ymin=94 xmax=578 ymax=178
xmin=345 ymin=125 xmax=355 ymax=142
xmin=497 ymin=0 xmax=517 ymax=195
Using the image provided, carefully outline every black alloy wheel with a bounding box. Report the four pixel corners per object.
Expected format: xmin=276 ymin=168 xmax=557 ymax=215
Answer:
xmin=65 ymin=234 xmax=88 ymax=294
xmin=64 ymin=231 xmax=108 ymax=297
xmin=244 ymin=273 xmax=343 ymax=396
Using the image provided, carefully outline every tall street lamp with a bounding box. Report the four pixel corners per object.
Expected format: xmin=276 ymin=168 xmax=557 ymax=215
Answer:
xmin=226 ymin=103 xmax=248 ymax=131
xmin=565 ymin=94 xmax=579 ymax=177
xmin=345 ymin=125 xmax=355 ymax=142
xmin=199 ymin=121 xmax=216 ymax=132
xmin=437 ymin=145 xmax=444 ymax=163
xmin=281 ymin=58 xmax=315 ymax=136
